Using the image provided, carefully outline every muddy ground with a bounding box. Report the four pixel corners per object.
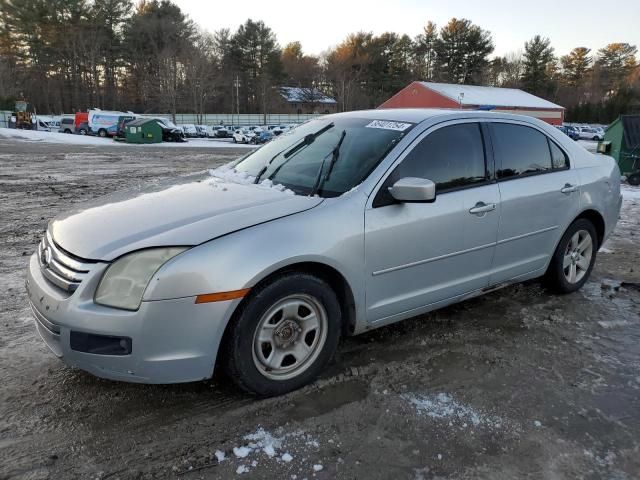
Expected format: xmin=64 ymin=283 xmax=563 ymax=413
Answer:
xmin=0 ymin=141 xmax=639 ymax=480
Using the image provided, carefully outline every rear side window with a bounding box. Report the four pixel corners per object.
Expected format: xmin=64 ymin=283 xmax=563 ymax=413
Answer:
xmin=491 ymin=123 xmax=553 ymax=179
xmin=374 ymin=123 xmax=487 ymax=207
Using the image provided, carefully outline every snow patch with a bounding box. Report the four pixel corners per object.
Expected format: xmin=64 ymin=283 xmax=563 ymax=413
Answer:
xmin=313 ymin=464 xmax=324 ymax=472
xmin=233 ymin=446 xmax=252 ymax=458
xmin=598 ymin=319 xmax=630 ymax=329
xmin=223 ymin=427 xmax=321 ymax=475
xmin=621 ymin=184 xmax=640 ymax=200
xmin=214 ymin=450 xmax=226 ymax=462
xmin=402 ymin=392 xmax=503 ymax=430
xmin=0 ymin=127 xmax=255 ymax=148
xmin=209 ymin=164 xmax=295 ymax=195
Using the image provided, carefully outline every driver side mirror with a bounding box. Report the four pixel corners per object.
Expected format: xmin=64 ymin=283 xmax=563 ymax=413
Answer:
xmin=388 ymin=177 xmax=436 ymax=203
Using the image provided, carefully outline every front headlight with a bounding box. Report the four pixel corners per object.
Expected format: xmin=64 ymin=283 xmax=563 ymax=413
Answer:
xmin=95 ymin=247 xmax=188 ymax=311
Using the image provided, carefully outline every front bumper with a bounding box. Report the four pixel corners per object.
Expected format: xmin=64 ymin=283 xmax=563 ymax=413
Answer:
xmin=26 ymin=253 xmax=237 ymax=383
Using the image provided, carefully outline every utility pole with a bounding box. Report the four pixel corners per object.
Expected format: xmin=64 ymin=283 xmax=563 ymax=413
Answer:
xmin=235 ymin=75 xmax=240 ymax=124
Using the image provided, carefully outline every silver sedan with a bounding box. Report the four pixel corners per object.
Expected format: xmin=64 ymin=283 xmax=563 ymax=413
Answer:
xmin=26 ymin=109 xmax=622 ymax=396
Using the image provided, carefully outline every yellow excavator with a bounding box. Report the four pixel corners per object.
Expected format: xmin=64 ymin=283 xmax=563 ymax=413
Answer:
xmin=12 ymin=100 xmax=34 ymax=129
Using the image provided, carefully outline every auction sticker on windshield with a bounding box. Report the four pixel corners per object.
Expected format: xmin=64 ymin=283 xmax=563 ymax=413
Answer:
xmin=365 ymin=120 xmax=413 ymax=131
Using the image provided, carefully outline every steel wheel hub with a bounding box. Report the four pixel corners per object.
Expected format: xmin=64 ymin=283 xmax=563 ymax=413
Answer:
xmin=252 ymin=294 xmax=328 ymax=381
xmin=274 ymin=319 xmax=301 ymax=347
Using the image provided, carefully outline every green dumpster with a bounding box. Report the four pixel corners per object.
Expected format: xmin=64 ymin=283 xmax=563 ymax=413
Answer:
xmin=125 ymin=118 xmax=162 ymax=144
xmin=602 ymin=115 xmax=640 ymax=176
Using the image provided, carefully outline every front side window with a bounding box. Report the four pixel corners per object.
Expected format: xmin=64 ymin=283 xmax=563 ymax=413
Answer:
xmin=234 ymin=118 xmax=414 ymax=197
xmin=374 ymin=123 xmax=487 ymax=207
xmin=491 ymin=123 xmax=553 ymax=179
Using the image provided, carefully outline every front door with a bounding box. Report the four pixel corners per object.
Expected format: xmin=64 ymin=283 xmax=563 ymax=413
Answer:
xmin=364 ymin=122 xmax=500 ymax=324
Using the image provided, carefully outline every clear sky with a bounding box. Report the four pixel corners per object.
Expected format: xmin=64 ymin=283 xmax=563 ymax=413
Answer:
xmin=172 ymin=0 xmax=640 ymax=58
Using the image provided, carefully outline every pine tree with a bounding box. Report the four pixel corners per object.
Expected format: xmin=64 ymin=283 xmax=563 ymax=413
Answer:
xmin=434 ymin=18 xmax=493 ymax=84
xmin=560 ymin=47 xmax=591 ymax=87
xmin=521 ymin=35 xmax=555 ymax=97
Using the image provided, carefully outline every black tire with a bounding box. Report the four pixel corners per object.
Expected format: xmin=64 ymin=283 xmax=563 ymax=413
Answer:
xmin=627 ymin=172 xmax=640 ymax=186
xmin=222 ymin=273 xmax=341 ymax=397
xmin=64 ymin=129 xmax=72 ymax=134
xmin=233 ymin=137 xmax=237 ymax=143
xmin=544 ymin=218 xmax=598 ymax=294
xmin=98 ymin=129 xmax=107 ymax=138
xmin=79 ymin=128 xmax=87 ymax=135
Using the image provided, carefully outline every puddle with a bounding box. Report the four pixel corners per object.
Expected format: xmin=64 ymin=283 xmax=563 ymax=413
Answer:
xmin=287 ymin=380 xmax=368 ymax=421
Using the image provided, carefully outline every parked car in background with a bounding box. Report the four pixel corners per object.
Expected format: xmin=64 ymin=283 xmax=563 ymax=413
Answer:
xmin=214 ymin=126 xmax=231 ymax=138
xmin=154 ymin=118 xmax=187 ymax=142
xmin=556 ymin=125 xmax=579 ymax=140
xmin=115 ymin=115 xmax=138 ymax=138
xmin=59 ymin=117 xmax=75 ymax=134
xmin=26 ymin=109 xmax=622 ymax=396
xmin=181 ymin=124 xmax=199 ymax=138
xmin=195 ymin=125 xmax=208 ymax=138
xmin=252 ymin=129 xmax=274 ymax=144
xmin=577 ymin=126 xmax=603 ymax=141
xmin=31 ymin=118 xmax=51 ymax=131
xmin=88 ymin=109 xmax=134 ymax=137
xmin=233 ymin=128 xmax=254 ymax=143
xmin=74 ymin=112 xmax=89 ymax=135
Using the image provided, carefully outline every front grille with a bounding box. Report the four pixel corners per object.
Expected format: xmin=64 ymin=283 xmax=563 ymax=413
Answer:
xmin=38 ymin=232 xmax=95 ymax=293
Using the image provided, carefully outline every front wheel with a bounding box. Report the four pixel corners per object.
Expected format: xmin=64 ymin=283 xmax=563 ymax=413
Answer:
xmin=545 ymin=219 xmax=597 ymax=293
xmin=222 ymin=273 xmax=341 ymax=396
xmin=98 ymin=129 xmax=107 ymax=138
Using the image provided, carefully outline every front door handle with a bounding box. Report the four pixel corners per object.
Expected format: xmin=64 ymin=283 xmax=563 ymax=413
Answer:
xmin=469 ymin=202 xmax=496 ymax=215
xmin=561 ymin=183 xmax=578 ymax=194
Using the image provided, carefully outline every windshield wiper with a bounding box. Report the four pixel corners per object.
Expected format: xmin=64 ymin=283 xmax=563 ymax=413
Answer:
xmin=309 ymin=129 xmax=347 ymax=197
xmin=254 ymin=122 xmax=335 ymax=184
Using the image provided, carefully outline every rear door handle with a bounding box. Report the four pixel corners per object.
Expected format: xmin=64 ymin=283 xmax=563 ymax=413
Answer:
xmin=469 ymin=202 xmax=496 ymax=215
xmin=561 ymin=183 xmax=578 ymax=194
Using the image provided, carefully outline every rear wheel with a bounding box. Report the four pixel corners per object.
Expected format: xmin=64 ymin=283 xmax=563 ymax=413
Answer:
xmin=545 ymin=219 xmax=597 ymax=293
xmin=79 ymin=128 xmax=87 ymax=135
xmin=222 ymin=273 xmax=341 ymax=397
xmin=98 ymin=129 xmax=107 ymax=138
xmin=627 ymin=172 xmax=640 ymax=186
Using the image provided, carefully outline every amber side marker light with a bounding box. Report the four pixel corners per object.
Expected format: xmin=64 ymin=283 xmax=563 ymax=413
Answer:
xmin=195 ymin=288 xmax=251 ymax=304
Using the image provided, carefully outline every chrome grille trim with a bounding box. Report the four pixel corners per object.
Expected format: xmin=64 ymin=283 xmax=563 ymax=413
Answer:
xmin=29 ymin=300 xmax=61 ymax=336
xmin=38 ymin=232 xmax=95 ymax=293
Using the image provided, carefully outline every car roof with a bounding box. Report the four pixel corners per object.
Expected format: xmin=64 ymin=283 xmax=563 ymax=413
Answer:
xmin=322 ymin=108 xmax=554 ymax=127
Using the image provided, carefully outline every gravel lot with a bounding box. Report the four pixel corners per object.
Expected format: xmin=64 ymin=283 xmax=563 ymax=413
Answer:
xmin=1 ymin=141 xmax=639 ymax=480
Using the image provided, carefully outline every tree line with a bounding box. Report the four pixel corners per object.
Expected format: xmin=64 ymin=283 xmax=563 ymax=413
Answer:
xmin=1 ymin=0 xmax=638 ymax=123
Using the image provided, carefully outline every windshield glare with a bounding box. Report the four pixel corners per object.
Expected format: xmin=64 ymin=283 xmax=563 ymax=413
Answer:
xmin=234 ymin=118 xmax=413 ymax=197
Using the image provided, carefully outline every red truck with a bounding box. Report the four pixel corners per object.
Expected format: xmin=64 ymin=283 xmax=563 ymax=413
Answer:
xmin=74 ymin=112 xmax=89 ymax=135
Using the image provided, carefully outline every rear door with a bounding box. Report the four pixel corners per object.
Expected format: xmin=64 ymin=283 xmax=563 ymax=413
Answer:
xmin=364 ymin=121 xmax=500 ymax=323
xmin=488 ymin=122 xmax=580 ymax=284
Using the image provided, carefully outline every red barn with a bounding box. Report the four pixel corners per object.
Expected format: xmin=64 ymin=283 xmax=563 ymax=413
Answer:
xmin=379 ymin=81 xmax=565 ymax=125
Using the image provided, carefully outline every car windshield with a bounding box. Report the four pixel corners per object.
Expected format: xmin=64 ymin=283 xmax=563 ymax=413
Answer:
xmin=234 ymin=117 xmax=414 ymax=197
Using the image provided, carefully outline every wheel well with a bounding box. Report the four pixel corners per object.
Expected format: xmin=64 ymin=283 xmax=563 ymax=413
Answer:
xmin=215 ymin=262 xmax=357 ymax=374
xmin=576 ymin=209 xmax=605 ymax=248
xmin=256 ymin=262 xmax=357 ymax=336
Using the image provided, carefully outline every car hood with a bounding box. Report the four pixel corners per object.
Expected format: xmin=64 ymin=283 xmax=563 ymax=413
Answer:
xmin=50 ymin=172 xmax=323 ymax=261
